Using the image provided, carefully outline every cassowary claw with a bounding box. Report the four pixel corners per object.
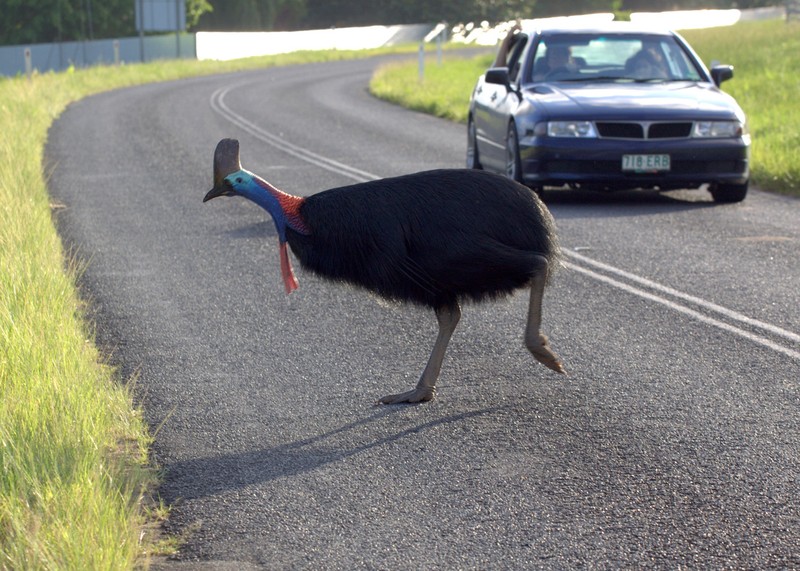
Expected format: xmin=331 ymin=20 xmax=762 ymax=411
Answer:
xmin=526 ymin=334 xmax=567 ymax=375
xmin=379 ymin=387 xmax=436 ymax=405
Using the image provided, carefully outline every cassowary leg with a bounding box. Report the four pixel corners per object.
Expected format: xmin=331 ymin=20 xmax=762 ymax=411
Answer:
xmin=525 ymin=256 xmax=566 ymax=374
xmin=380 ymin=301 xmax=461 ymax=404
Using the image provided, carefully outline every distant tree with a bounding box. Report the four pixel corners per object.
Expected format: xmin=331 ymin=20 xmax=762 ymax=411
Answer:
xmin=471 ymin=0 xmax=540 ymax=22
xmin=618 ymin=0 xmax=768 ymax=8
xmin=520 ymin=0 xmax=622 ymax=17
xmin=0 ymin=0 xmax=768 ymax=45
xmin=300 ymin=0 xmax=540 ymax=28
xmin=0 ymin=0 xmax=213 ymax=45
xmin=0 ymin=0 xmax=131 ymax=44
xmin=297 ymin=0 xmax=760 ymax=29
xmin=187 ymin=0 xmax=214 ymax=29
xmin=196 ymin=0 xmax=307 ymax=30
xmin=736 ymin=0 xmax=776 ymax=6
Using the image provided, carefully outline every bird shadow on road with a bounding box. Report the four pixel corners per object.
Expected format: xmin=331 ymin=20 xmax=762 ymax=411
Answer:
xmin=159 ymin=404 xmax=510 ymax=502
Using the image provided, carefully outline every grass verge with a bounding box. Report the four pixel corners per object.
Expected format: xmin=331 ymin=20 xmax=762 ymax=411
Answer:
xmin=681 ymin=21 xmax=800 ymax=196
xmin=2 ymin=74 xmax=151 ymax=569
xmin=0 ymin=45 xmax=413 ymax=569
xmin=370 ymin=20 xmax=800 ymax=196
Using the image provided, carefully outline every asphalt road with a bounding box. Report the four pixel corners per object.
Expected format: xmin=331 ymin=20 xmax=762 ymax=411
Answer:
xmin=47 ymin=56 xmax=799 ymax=569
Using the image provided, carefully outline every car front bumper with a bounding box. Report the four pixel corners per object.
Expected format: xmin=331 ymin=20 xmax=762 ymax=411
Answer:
xmin=519 ymin=135 xmax=750 ymax=191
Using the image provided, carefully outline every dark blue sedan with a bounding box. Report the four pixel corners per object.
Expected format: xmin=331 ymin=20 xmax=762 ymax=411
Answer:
xmin=467 ymin=22 xmax=750 ymax=202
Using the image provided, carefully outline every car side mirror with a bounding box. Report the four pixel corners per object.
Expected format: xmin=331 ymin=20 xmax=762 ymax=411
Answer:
xmin=484 ymin=67 xmax=521 ymax=98
xmin=710 ymin=65 xmax=734 ymax=86
xmin=485 ymin=67 xmax=511 ymax=88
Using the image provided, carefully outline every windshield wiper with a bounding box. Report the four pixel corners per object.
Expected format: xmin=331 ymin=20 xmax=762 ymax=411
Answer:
xmin=634 ymin=77 xmax=696 ymax=83
xmin=544 ymin=76 xmax=696 ymax=84
xmin=558 ymin=76 xmax=627 ymax=82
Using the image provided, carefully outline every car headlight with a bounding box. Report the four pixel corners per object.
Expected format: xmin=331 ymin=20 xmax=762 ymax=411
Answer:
xmin=546 ymin=121 xmax=597 ymax=138
xmin=692 ymin=121 xmax=744 ymax=138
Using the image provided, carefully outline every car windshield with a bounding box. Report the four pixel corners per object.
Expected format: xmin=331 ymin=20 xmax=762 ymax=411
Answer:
xmin=528 ymin=33 xmax=705 ymax=83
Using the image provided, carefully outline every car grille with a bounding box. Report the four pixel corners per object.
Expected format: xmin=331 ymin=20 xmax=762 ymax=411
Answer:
xmin=596 ymin=121 xmax=693 ymax=139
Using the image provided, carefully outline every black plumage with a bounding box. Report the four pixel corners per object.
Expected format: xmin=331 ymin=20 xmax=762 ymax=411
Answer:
xmin=287 ymin=169 xmax=559 ymax=309
xmin=204 ymin=138 xmax=565 ymax=404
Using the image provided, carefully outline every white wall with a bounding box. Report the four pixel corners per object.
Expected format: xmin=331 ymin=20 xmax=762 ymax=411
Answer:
xmin=196 ymin=24 xmax=433 ymax=61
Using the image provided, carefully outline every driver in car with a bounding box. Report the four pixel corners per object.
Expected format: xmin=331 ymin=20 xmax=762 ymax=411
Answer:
xmin=534 ymin=44 xmax=578 ymax=80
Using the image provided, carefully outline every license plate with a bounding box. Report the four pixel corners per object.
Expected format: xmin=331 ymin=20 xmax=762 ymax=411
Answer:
xmin=622 ymin=154 xmax=671 ymax=172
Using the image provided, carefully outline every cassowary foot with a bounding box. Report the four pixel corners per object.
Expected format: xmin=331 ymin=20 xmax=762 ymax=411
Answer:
xmin=379 ymin=386 xmax=435 ymax=405
xmin=526 ymin=334 xmax=566 ymax=374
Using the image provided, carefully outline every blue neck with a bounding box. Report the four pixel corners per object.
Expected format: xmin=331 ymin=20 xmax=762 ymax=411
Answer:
xmin=238 ymin=175 xmax=290 ymax=242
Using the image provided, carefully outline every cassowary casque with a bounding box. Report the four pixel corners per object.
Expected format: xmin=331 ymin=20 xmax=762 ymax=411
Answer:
xmin=203 ymin=138 xmax=565 ymax=404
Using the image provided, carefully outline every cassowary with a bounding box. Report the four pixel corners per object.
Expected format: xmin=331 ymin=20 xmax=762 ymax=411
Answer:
xmin=203 ymin=138 xmax=565 ymax=404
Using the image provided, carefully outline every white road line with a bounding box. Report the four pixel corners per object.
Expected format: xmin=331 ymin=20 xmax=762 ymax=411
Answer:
xmin=565 ymin=250 xmax=800 ymax=345
xmin=566 ymin=262 xmax=800 ymax=361
xmin=210 ymin=82 xmax=800 ymax=362
xmin=210 ymin=86 xmax=378 ymax=183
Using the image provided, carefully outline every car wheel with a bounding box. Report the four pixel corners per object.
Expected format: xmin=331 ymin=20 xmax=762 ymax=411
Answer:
xmin=506 ymin=122 xmax=522 ymax=183
xmin=466 ymin=117 xmax=481 ymax=170
xmin=710 ymin=181 xmax=748 ymax=203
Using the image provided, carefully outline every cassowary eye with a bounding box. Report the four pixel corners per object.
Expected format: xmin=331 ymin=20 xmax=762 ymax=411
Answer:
xmin=236 ymin=177 xmax=243 ymax=184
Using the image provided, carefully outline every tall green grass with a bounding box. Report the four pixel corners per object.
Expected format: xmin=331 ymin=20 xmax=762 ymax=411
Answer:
xmin=0 ymin=46 xmax=414 ymax=569
xmin=371 ymin=20 xmax=800 ymax=195
xmin=371 ymin=53 xmax=493 ymax=124
xmin=0 ymin=75 xmax=153 ymax=567
xmin=681 ymin=21 xmax=800 ymax=195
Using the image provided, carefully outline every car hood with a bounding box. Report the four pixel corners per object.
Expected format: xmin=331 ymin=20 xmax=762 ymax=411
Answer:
xmin=526 ymin=82 xmax=745 ymax=121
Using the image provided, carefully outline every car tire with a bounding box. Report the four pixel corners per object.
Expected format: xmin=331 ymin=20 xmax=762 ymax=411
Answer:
xmin=710 ymin=181 xmax=748 ymax=203
xmin=466 ymin=117 xmax=482 ymax=170
xmin=506 ymin=122 xmax=523 ymax=183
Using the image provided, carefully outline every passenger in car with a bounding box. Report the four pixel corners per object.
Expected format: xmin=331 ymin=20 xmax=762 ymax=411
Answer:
xmin=625 ymin=50 xmax=669 ymax=79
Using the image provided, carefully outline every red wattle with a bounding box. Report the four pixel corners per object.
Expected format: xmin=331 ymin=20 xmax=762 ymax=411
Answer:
xmin=279 ymin=242 xmax=299 ymax=294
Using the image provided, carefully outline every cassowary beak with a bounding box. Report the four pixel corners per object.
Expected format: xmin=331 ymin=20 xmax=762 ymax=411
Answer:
xmin=203 ymin=138 xmax=242 ymax=202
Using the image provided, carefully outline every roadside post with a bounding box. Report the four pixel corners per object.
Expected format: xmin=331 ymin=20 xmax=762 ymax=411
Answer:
xmin=24 ymin=47 xmax=32 ymax=79
xmin=419 ymin=23 xmax=448 ymax=81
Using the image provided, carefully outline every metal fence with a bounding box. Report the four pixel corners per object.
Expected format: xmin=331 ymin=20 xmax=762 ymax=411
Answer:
xmin=0 ymin=23 xmax=437 ymax=77
xmin=0 ymin=33 xmax=196 ymax=77
xmin=787 ymin=0 xmax=800 ymax=20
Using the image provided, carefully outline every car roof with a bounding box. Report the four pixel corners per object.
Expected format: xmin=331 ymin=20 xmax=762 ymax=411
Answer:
xmin=520 ymin=20 xmax=676 ymax=37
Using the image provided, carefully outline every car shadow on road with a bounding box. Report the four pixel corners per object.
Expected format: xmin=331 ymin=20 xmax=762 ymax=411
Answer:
xmin=159 ymin=404 xmax=509 ymax=502
xmin=542 ymin=187 xmax=719 ymax=219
